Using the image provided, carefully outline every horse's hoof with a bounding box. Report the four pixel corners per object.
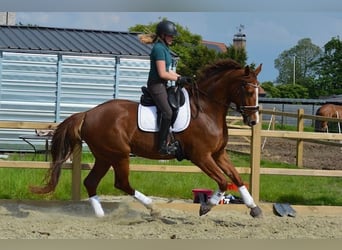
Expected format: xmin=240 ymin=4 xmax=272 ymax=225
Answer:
xmin=199 ymin=204 xmax=212 ymax=216
xmin=149 ymin=205 xmax=161 ymax=218
xmin=250 ymin=206 xmax=263 ymax=218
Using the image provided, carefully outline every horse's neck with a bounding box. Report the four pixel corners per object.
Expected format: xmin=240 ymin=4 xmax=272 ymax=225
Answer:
xmin=199 ymin=77 xmax=238 ymax=106
xmin=189 ymin=90 xmax=228 ymax=121
xmin=194 ymin=75 xmax=239 ymax=122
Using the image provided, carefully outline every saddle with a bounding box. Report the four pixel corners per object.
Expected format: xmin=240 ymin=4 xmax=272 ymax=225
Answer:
xmin=140 ymin=86 xmax=186 ymax=126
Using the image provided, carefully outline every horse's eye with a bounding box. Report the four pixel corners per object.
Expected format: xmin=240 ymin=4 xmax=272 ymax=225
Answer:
xmin=245 ymin=86 xmax=254 ymax=96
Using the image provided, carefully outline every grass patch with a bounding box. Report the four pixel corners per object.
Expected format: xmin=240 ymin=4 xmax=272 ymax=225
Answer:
xmin=0 ymin=151 xmax=341 ymax=206
xmin=260 ymin=175 xmax=342 ymax=206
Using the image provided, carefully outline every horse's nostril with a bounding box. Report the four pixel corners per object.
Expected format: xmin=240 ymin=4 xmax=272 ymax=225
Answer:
xmin=250 ymin=121 xmax=256 ymax=126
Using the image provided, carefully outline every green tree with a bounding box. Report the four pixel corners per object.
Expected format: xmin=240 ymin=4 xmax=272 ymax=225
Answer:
xmin=129 ymin=19 xmax=247 ymax=77
xmin=260 ymin=81 xmax=280 ymax=97
xmin=275 ymin=38 xmax=322 ymax=85
xmin=221 ymin=44 xmax=247 ymax=67
xmin=261 ymin=80 xmax=309 ymax=99
xmin=312 ymin=36 xmax=342 ymax=97
xmin=276 ymin=84 xmax=309 ymax=99
xmin=296 ymin=77 xmax=323 ymax=98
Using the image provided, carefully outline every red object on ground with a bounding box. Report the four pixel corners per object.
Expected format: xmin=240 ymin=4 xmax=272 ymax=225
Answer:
xmin=191 ymin=188 xmax=213 ymax=203
xmin=227 ymin=183 xmax=249 ymax=191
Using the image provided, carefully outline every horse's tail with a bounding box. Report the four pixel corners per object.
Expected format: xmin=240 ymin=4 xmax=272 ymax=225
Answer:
xmin=30 ymin=112 xmax=85 ymax=194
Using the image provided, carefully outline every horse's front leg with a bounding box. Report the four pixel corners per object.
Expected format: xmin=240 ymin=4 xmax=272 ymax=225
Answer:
xmin=192 ymin=155 xmax=229 ymax=216
xmin=215 ymin=152 xmax=263 ymax=218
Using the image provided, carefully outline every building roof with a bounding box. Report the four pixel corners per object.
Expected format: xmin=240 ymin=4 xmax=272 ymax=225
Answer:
xmin=0 ymin=25 xmax=160 ymax=58
xmin=202 ymin=40 xmax=227 ymax=53
xmin=322 ymin=94 xmax=342 ymax=104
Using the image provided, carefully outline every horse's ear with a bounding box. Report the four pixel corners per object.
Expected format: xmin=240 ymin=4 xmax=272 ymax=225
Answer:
xmin=255 ymin=64 xmax=262 ymax=76
xmin=244 ymin=65 xmax=250 ymax=76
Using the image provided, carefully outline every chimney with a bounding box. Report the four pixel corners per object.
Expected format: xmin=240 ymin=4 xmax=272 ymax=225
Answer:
xmin=0 ymin=12 xmax=16 ymax=25
xmin=233 ymin=24 xmax=246 ymax=49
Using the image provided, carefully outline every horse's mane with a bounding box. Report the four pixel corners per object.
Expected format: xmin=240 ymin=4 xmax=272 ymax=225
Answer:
xmin=196 ymin=59 xmax=243 ymax=83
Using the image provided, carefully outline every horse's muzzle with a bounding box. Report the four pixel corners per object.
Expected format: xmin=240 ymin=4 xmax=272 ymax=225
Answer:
xmin=240 ymin=106 xmax=259 ymax=127
xmin=243 ymin=115 xmax=258 ymax=127
xmin=315 ymin=127 xmax=328 ymax=133
xmin=249 ymin=120 xmax=257 ymax=126
xmin=242 ymin=112 xmax=259 ymax=127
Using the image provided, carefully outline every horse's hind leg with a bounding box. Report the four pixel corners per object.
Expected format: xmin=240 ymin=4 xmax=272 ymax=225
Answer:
xmin=113 ymin=157 xmax=160 ymax=216
xmin=84 ymin=159 xmax=111 ymax=217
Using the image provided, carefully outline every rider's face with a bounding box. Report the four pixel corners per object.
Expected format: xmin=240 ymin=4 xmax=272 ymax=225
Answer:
xmin=164 ymin=35 xmax=174 ymax=45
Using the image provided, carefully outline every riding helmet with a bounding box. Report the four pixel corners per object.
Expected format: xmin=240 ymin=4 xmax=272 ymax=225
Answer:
xmin=156 ymin=20 xmax=178 ymax=37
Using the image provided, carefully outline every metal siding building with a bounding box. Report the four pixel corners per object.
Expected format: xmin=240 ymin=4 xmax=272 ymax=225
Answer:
xmin=0 ymin=25 xmax=177 ymax=151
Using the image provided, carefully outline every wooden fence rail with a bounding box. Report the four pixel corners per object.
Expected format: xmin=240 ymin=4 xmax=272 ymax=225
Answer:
xmin=1 ymin=108 xmax=342 ymax=202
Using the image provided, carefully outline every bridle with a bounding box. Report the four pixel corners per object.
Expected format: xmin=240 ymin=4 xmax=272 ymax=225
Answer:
xmin=237 ymin=82 xmax=260 ymax=115
xmin=189 ymin=79 xmax=260 ymax=121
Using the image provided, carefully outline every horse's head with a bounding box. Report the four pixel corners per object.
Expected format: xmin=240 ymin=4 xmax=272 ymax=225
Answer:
xmin=234 ymin=64 xmax=262 ymax=127
xmin=314 ymin=106 xmax=329 ymax=132
xmin=194 ymin=59 xmax=262 ymax=126
xmin=315 ymin=120 xmax=329 ymax=132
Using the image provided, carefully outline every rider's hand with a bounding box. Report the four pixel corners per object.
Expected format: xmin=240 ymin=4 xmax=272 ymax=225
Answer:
xmin=176 ymin=76 xmax=192 ymax=87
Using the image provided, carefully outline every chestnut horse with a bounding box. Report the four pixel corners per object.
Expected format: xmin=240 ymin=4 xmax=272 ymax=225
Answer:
xmin=315 ymin=104 xmax=342 ymax=132
xmin=31 ymin=59 xmax=263 ymax=218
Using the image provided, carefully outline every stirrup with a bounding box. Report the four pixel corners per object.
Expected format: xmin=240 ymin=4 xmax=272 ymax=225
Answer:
xmin=159 ymin=142 xmax=178 ymax=155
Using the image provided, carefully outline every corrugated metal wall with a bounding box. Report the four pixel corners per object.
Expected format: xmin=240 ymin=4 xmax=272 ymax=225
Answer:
xmin=0 ymin=52 xmax=57 ymax=122
xmin=58 ymin=55 xmax=117 ymax=120
xmin=0 ymin=52 xmax=150 ymax=151
xmin=117 ymin=58 xmax=150 ymax=101
xmin=0 ymin=52 xmax=58 ymax=150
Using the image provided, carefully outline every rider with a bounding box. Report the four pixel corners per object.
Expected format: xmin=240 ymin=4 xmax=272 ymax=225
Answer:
xmin=139 ymin=20 xmax=190 ymax=155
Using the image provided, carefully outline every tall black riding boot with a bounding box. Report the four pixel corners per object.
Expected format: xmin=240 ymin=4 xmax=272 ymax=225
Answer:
xmin=158 ymin=118 xmax=177 ymax=155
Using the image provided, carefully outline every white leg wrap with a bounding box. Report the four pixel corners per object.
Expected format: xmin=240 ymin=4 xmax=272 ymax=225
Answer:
xmin=134 ymin=190 xmax=152 ymax=207
xmin=209 ymin=190 xmax=225 ymax=206
xmin=238 ymin=185 xmax=257 ymax=208
xmin=89 ymin=195 xmax=105 ymax=217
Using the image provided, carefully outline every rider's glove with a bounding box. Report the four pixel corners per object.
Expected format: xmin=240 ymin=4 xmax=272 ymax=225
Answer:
xmin=176 ymin=76 xmax=192 ymax=87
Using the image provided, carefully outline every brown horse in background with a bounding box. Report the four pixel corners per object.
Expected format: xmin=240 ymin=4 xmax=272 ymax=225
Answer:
xmin=315 ymin=104 xmax=342 ymax=132
xmin=30 ymin=59 xmax=263 ymax=218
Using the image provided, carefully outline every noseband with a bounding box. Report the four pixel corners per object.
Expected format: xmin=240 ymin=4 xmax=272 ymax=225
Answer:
xmin=238 ymin=82 xmax=260 ymax=116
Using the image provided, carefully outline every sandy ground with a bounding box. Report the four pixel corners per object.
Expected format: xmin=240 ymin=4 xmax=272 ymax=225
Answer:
xmin=1 ymin=138 xmax=341 ymax=239
xmin=1 ymin=195 xmax=342 ymax=239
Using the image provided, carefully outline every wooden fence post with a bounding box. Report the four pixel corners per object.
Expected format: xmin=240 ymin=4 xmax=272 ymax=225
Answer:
xmin=71 ymin=142 xmax=82 ymax=201
xmin=250 ymin=113 xmax=262 ymax=203
xmin=296 ymin=109 xmax=304 ymax=168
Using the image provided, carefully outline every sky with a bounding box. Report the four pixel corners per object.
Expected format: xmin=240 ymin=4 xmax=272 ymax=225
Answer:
xmin=2 ymin=0 xmax=342 ymax=83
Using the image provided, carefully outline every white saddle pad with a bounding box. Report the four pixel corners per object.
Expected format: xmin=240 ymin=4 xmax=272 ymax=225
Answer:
xmin=138 ymin=88 xmax=191 ymax=132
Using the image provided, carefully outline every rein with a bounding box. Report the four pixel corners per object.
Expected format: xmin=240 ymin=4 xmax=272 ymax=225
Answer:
xmin=197 ymin=87 xmax=230 ymax=107
xmin=190 ymin=80 xmax=260 ymax=116
xmin=188 ymin=81 xmax=203 ymax=119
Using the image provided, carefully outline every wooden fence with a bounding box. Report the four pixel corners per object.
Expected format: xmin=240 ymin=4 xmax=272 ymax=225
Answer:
xmin=1 ymin=108 xmax=342 ymax=202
